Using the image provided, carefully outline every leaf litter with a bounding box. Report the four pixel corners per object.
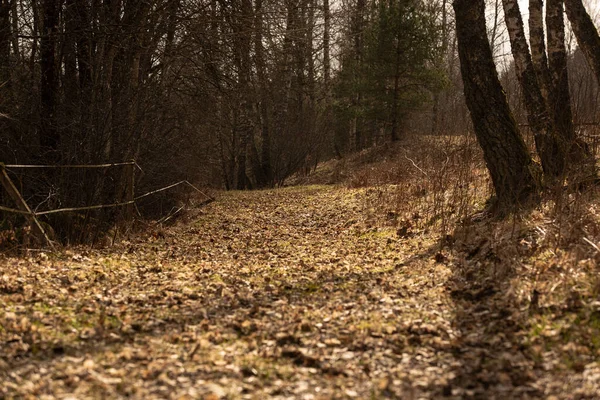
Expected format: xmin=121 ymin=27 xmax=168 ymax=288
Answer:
xmin=1 ymin=184 xmax=599 ymax=399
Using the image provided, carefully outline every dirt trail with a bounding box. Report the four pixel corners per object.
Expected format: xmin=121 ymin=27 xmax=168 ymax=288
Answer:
xmin=1 ymin=186 xmax=598 ymax=399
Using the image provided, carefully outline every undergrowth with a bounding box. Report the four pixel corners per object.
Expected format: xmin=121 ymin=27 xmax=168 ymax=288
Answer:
xmin=339 ymin=131 xmax=600 ymax=394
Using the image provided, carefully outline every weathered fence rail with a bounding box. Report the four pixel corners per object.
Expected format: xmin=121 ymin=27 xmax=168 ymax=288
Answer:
xmin=0 ymin=161 xmax=212 ymax=248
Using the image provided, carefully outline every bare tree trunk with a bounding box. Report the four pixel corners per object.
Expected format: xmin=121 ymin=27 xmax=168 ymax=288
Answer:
xmin=0 ymin=0 xmax=10 ymax=87
xmin=391 ymin=33 xmax=402 ymax=142
xmin=565 ymin=0 xmax=600 ymax=86
xmin=434 ymin=0 xmax=447 ymax=134
xmin=323 ymin=0 xmax=330 ymax=86
xmin=529 ymin=0 xmax=552 ymax=99
xmin=40 ymin=0 xmax=60 ymax=159
xmin=489 ymin=0 xmax=502 ymax=57
xmin=235 ymin=0 xmax=253 ymax=190
xmin=547 ymin=0 xmax=576 ymax=145
xmin=305 ymin=0 xmax=317 ymax=158
xmin=503 ymin=0 xmax=566 ymax=178
xmin=453 ymin=0 xmax=539 ymax=208
xmin=351 ymin=0 xmax=365 ymax=151
xmin=74 ymin=0 xmax=93 ymax=160
xmin=95 ymin=0 xmax=119 ymax=161
xmin=64 ymin=0 xmax=80 ymax=158
xmin=546 ymin=0 xmax=594 ymax=177
xmin=162 ymin=0 xmax=179 ymax=85
xmin=254 ymin=0 xmax=272 ymax=185
xmin=10 ymin=0 xmax=18 ymax=60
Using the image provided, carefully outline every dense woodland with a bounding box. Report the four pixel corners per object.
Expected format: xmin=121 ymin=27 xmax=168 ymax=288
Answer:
xmin=0 ymin=0 xmax=448 ymax=192
xmin=0 ymin=0 xmax=599 ymax=224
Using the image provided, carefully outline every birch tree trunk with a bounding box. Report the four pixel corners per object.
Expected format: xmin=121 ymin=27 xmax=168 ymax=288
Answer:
xmin=564 ymin=0 xmax=600 ymax=86
xmin=546 ymin=0 xmax=576 ymax=145
xmin=546 ymin=0 xmax=594 ymax=177
xmin=503 ymin=0 xmax=566 ymax=179
xmin=453 ymin=0 xmax=539 ymax=208
xmin=529 ymin=0 xmax=552 ymax=100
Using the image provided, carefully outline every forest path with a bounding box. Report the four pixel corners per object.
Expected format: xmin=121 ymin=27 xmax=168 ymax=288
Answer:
xmin=0 ymin=185 xmax=591 ymax=398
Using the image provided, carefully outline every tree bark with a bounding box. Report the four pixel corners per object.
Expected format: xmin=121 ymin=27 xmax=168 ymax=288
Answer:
xmin=564 ymin=0 xmax=600 ymax=86
xmin=546 ymin=0 xmax=576 ymax=145
xmin=529 ymin=0 xmax=552 ymax=100
xmin=390 ymin=30 xmax=402 ymax=142
xmin=64 ymin=0 xmax=80 ymax=157
xmin=40 ymin=0 xmax=60 ymax=158
xmin=323 ymin=0 xmax=330 ymax=86
xmin=10 ymin=0 xmax=18 ymax=60
xmin=0 ymin=0 xmax=10 ymax=87
xmin=351 ymin=0 xmax=366 ymax=151
xmin=235 ymin=0 xmax=253 ymax=190
xmin=503 ymin=0 xmax=566 ymax=178
xmin=254 ymin=0 xmax=272 ymax=185
xmin=453 ymin=0 xmax=539 ymax=207
xmin=546 ymin=0 xmax=594 ymax=177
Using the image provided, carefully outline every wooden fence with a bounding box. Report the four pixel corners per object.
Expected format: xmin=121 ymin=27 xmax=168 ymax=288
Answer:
xmin=0 ymin=161 xmax=211 ymax=248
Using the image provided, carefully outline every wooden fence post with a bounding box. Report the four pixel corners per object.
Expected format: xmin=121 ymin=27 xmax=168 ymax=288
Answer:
xmin=0 ymin=164 xmax=55 ymax=249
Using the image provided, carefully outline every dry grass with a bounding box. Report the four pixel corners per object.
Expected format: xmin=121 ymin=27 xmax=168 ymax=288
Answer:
xmin=312 ymin=131 xmax=600 ymax=396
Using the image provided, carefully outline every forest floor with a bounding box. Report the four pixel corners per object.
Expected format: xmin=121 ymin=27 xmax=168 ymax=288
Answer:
xmin=2 ymin=183 xmax=600 ymax=399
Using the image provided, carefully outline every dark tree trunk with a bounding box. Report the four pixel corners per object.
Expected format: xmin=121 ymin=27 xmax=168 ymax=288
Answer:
xmin=390 ymin=33 xmax=402 ymax=142
xmin=10 ymin=0 xmax=18 ymax=61
xmin=64 ymin=0 xmax=80 ymax=157
xmin=235 ymin=0 xmax=253 ymax=190
xmin=323 ymin=0 xmax=330 ymax=86
xmin=40 ymin=0 xmax=60 ymax=158
xmin=503 ymin=0 xmax=566 ymax=178
xmin=0 ymin=0 xmax=10 ymax=87
xmin=453 ymin=0 xmax=539 ymax=207
xmin=351 ymin=0 xmax=365 ymax=151
xmin=74 ymin=0 xmax=93 ymax=161
xmin=565 ymin=0 xmax=600 ymax=86
xmin=162 ymin=0 xmax=179 ymax=84
xmin=254 ymin=0 xmax=272 ymax=186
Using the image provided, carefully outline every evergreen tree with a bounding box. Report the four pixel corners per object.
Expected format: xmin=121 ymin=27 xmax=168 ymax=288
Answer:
xmin=333 ymin=0 xmax=444 ymax=149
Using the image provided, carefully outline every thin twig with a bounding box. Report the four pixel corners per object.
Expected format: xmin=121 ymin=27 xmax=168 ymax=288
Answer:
xmin=4 ymin=161 xmax=136 ymax=169
xmin=583 ymin=237 xmax=600 ymax=253
xmin=403 ymin=154 xmax=428 ymax=177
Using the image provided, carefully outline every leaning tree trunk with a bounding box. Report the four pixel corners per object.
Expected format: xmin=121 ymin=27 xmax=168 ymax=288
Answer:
xmin=453 ymin=0 xmax=539 ymax=208
xmin=565 ymin=0 xmax=600 ymax=86
xmin=503 ymin=0 xmax=565 ymax=179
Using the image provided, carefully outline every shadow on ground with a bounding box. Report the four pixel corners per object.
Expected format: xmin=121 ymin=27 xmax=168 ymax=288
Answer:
xmin=443 ymin=217 xmax=541 ymax=399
